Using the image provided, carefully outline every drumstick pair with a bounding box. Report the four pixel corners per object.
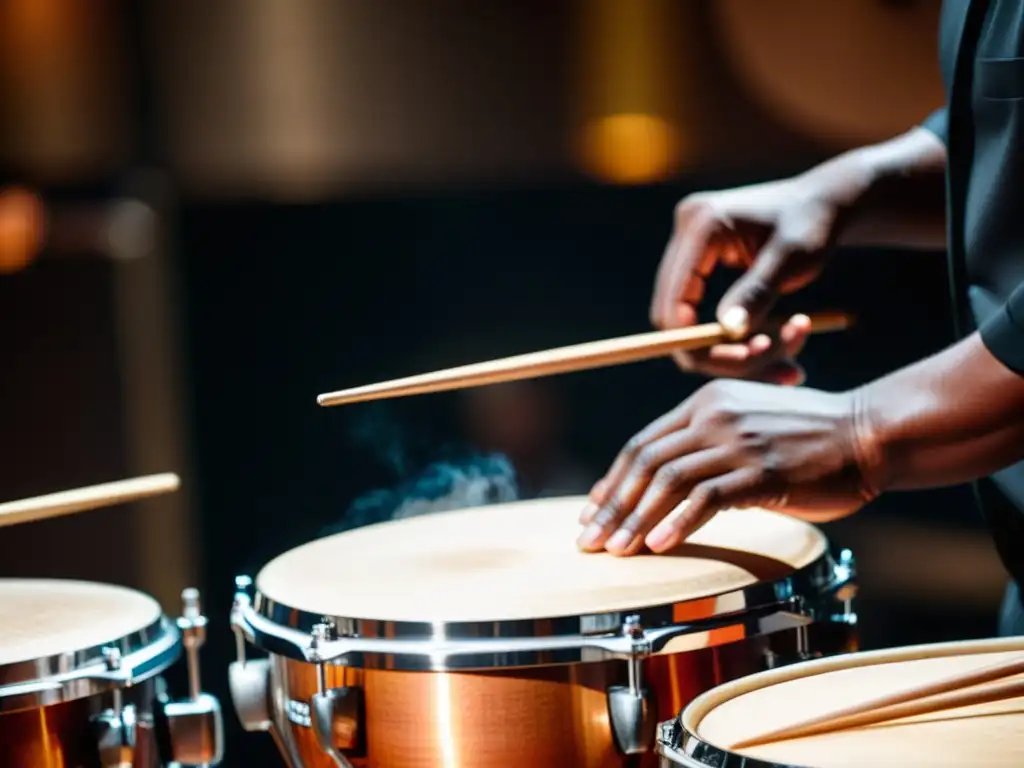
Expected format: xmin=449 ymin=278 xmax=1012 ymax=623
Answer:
xmin=316 ymin=311 xmax=853 ymax=407
xmin=0 ymin=473 xmax=181 ymax=529
xmin=731 ymin=653 xmax=1024 ymax=750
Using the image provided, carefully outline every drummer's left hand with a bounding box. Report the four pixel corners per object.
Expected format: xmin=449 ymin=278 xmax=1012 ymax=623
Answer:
xmin=577 ymin=380 xmax=879 ymax=556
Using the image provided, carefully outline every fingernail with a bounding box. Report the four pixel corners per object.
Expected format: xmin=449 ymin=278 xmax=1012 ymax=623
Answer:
xmin=721 ymin=306 xmax=749 ymax=337
xmin=577 ymin=524 xmax=604 ymax=550
xmin=646 ymin=524 xmax=674 ymax=551
xmin=606 ymin=530 xmax=633 ymax=552
xmin=579 ymin=503 xmax=597 ymax=524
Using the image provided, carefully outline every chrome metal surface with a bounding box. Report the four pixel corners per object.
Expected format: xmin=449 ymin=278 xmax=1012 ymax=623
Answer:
xmin=656 ymin=711 xmax=799 ymax=768
xmin=607 ymin=614 xmax=657 ymax=755
xmin=178 ymin=587 xmax=207 ymax=701
xmin=228 ymin=659 xmax=272 ymax=732
xmin=310 ymin=690 xmax=358 ymax=768
xmin=235 ymin=547 xmax=857 ymax=671
xmin=95 ymin=700 xmax=140 ymax=767
xmin=232 ymin=576 xmax=255 ymax=667
xmin=0 ymin=616 xmax=181 ymax=713
xmin=608 ymin=686 xmax=657 ymax=755
xmin=160 ymin=588 xmax=225 ymax=766
xmin=163 ymin=693 xmax=224 ymax=766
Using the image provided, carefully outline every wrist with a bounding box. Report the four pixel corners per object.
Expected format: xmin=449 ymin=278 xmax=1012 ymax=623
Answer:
xmin=798 ymin=128 xmax=947 ymax=248
xmin=846 ymin=385 xmax=889 ymax=501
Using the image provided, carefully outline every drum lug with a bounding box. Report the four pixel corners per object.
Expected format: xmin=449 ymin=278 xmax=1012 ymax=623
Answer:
xmin=607 ymin=615 xmax=658 ymax=755
xmin=94 ymin=692 xmax=143 ymax=768
xmin=159 ymin=588 xmax=225 ymax=766
xmin=309 ymin=623 xmax=365 ymax=768
xmin=310 ymin=687 xmax=364 ymax=768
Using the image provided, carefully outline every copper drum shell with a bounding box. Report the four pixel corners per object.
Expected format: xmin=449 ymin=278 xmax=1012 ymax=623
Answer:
xmin=266 ymin=621 xmax=858 ymax=768
xmin=0 ymin=681 xmax=162 ymax=768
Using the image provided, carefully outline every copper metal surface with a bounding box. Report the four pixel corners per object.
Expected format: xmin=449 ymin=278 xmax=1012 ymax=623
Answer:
xmin=269 ymin=623 xmax=857 ymax=767
xmin=0 ymin=695 xmax=98 ymax=767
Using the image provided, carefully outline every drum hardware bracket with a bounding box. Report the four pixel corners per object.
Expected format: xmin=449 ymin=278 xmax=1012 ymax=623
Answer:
xmin=158 ymin=588 xmax=225 ymax=766
xmin=309 ymin=621 xmax=363 ymax=768
xmin=229 ymin=575 xmax=275 ymax=733
xmin=93 ymin=689 xmax=144 ymax=768
xmin=607 ymin=614 xmax=658 ymax=755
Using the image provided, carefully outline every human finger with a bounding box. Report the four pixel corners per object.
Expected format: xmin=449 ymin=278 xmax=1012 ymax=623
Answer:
xmin=577 ymin=428 xmax=703 ymax=552
xmin=651 ymin=206 xmax=720 ymax=329
xmin=603 ymin=446 xmax=735 ymax=556
xmin=645 ymin=467 xmax=768 ymax=552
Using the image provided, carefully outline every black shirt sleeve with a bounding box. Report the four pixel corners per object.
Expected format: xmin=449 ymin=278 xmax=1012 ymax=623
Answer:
xmin=981 ymin=282 xmax=1024 ymax=375
xmin=921 ymin=107 xmax=948 ymax=145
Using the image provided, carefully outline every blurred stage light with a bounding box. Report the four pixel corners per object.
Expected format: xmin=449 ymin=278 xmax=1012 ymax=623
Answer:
xmin=570 ymin=0 xmax=692 ymax=185
xmin=580 ymin=112 xmax=680 ymax=186
xmin=0 ymin=0 xmax=127 ymax=181
xmin=0 ymin=187 xmax=46 ymax=275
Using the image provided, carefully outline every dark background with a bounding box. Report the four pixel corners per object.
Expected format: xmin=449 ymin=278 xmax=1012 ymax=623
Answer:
xmin=0 ymin=1 xmax=1006 ymax=765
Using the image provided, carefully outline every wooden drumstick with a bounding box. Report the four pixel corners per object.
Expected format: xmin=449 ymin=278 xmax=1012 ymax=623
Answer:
xmin=317 ymin=311 xmax=853 ymax=407
xmin=731 ymin=653 xmax=1024 ymax=749
xmin=0 ymin=473 xmax=181 ymax=529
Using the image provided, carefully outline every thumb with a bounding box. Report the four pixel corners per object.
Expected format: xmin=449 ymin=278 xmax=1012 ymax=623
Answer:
xmin=715 ymin=236 xmax=790 ymax=338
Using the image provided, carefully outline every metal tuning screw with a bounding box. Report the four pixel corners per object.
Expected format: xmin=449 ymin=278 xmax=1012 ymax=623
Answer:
xmin=606 ymin=614 xmax=657 ymax=756
xmin=161 ymin=587 xmax=225 ymax=766
xmin=178 ymin=588 xmax=207 ymax=701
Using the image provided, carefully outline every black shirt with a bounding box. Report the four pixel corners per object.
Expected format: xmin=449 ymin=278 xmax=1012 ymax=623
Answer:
xmin=921 ymin=0 xmax=1024 ymax=583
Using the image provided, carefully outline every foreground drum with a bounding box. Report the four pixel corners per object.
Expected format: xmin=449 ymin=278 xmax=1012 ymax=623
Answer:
xmin=229 ymin=496 xmax=858 ymax=767
xmin=657 ymin=636 xmax=1024 ymax=767
xmin=0 ymin=579 xmax=223 ymax=767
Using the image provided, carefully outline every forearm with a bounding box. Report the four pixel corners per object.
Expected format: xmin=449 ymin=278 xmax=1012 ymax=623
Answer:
xmin=801 ymin=126 xmax=948 ymax=251
xmin=854 ymin=333 xmax=1024 ymax=494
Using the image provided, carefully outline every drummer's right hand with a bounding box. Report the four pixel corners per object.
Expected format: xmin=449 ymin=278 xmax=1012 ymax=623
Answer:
xmin=652 ymin=177 xmax=841 ymax=385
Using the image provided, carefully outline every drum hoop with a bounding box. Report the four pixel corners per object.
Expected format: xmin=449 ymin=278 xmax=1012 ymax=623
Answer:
xmin=657 ymin=635 xmax=1024 ymax=768
xmin=231 ymin=546 xmax=856 ymax=671
xmin=0 ymin=615 xmax=181 ymax=713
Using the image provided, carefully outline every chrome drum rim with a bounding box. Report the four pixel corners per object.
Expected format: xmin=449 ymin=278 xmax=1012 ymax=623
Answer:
xmin=231 ymin=547 xmax=856 ymax=671
xmin=0 ymin=616 xmax=181 ymax=712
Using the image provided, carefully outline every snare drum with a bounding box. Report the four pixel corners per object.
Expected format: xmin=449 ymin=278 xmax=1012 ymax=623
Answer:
xmin=0 ymin=579 xmax=223 ymax=767
xmin=657 ymin=637 xmax=1024 ymax=767
xmin=229 ymin=496 xmax=858 ymax=767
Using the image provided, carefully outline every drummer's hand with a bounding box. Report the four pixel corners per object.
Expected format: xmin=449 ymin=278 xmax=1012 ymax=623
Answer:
xmin=577 ymin=380 xmax=878 ymax=556
xmin=652 ymin=179 xmax=841 ymax=385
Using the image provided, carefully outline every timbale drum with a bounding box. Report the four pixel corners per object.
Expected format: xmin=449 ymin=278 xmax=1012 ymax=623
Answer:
xmin=228 ymin=496 xmax=858 ymax=767
xmin=0 ymin=579 xmax=223 ymax=767
xmin=657 ymin=636 xmax=1024 ymax=768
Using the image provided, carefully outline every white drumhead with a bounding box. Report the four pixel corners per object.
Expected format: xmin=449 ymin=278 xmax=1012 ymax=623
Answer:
xmin=256 ymin=495 xmax=826 ymax=623
xmin=0 ymin=579 xmax=162 ymax=666
xmin=691 ymin=639 xmax=1024 ymax=766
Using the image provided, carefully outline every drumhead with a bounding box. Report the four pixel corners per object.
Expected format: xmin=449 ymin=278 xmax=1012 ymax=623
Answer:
xmin=0 ymin=579 xmax=162 ymax=666
xmin=669 ymin=637 xmax=1024 ymax=767
xmin=256 ymin=495 xmax=826 ymax=624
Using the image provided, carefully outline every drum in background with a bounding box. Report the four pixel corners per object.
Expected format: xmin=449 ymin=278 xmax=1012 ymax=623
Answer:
xmin=657 ymin=637 xmax=1024 ymax=768
xmin=228 ymin=496 xmax=859 ymax=768
xmin=0 ymin=579 xmax=224 ymax=767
